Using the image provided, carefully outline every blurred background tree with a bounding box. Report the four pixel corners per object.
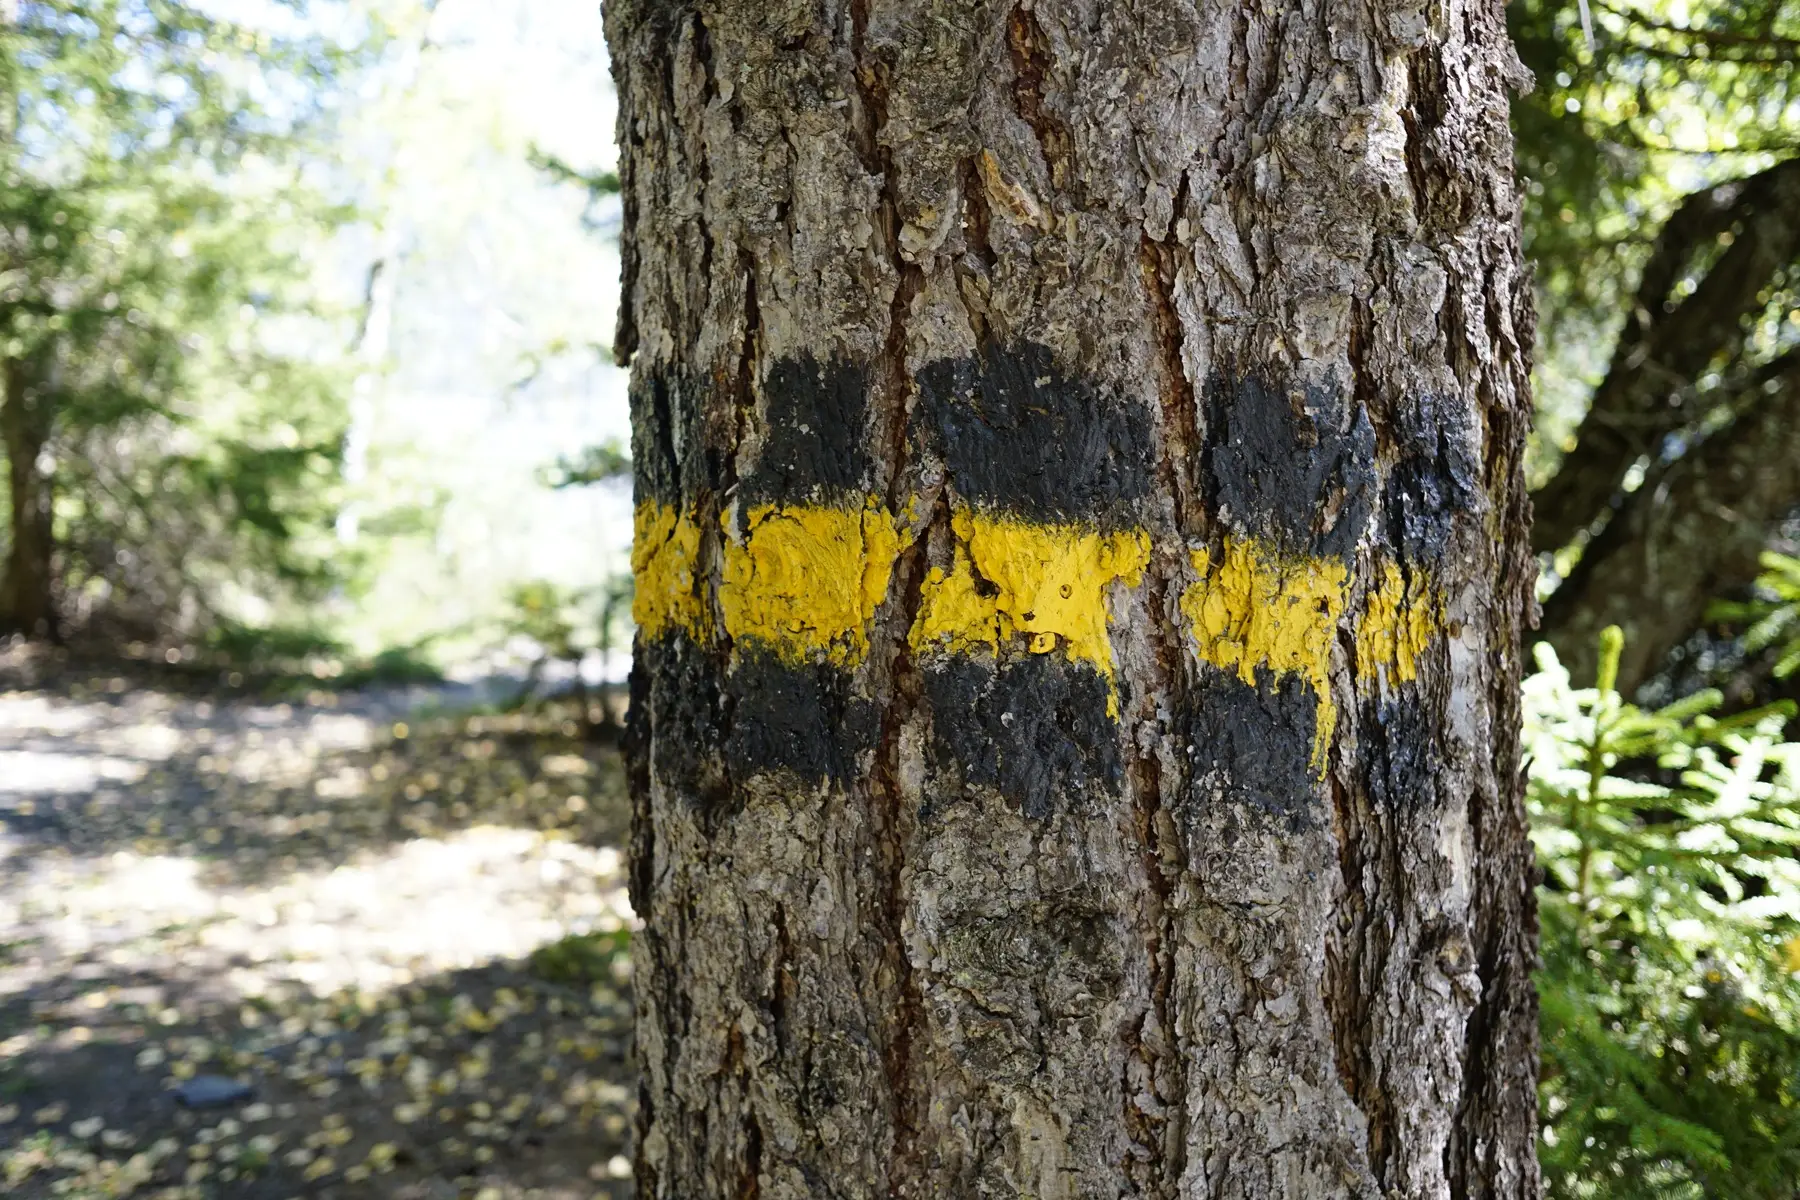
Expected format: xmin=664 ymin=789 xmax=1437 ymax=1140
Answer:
xmin=1514 ymin=0 xmax=1800 ymax=700
xmin=0 ymin=0 xmax=630 ymax=676
xmin=322 ymin=0 xmax=627 ymax=676
xmin=1513 ymin=1 xmax=1800 ymax=1190
xmin=0 ymin=0 xmax=361 ymax=645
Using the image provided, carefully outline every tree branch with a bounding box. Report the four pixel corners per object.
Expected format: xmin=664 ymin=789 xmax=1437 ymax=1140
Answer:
xmin=1539 ymin=349 xmax=1800 ymax=693
xmin=1600 ymin=2 xmax=1800 ymax=62
xmin=1531 ymin=156 xmax=1800 ymax=554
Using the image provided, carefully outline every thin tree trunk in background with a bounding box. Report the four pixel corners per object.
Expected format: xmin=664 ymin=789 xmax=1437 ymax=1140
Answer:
xmin=608 ymin=0 xmax=1540 ymax=1195
xmin=1 ymin=356 xmax=55 ymax=639
xmin=1528 ymin=158 xmax=1800 ymax=557
xmin=1542 ymin=351 xmax=1800 ymax=693
xmin=0 ymin=0 xmax=52 ymax=641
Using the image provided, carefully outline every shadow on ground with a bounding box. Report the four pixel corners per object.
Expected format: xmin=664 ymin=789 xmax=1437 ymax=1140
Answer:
xmin=0 ymin=656 xmax=637 ymax=1199
xmin=1 ymin=952 xmax=636 ymax=1199
xmin=0 ymin=663 xmax=629 ymax=890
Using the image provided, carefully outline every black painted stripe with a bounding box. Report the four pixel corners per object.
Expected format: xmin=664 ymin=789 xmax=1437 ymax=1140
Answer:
xmin=921 ymin=654 xmax=1123 ymax=820
xmin=1181 ymin=669 xmax=1321 ymax=829
xmin=742 ymin=355 xmax=875 ymax=506
xmin=637 ymin=633 xmax=878 ymax=792
xmin=918 ymin=340 xmax=1156 ymax=529
xmin=727 ymin=645 xmax=880 ymax=783
xmin=1382 ymin=390 xmax=1480 ymax=564
xmin=1201 ymin=372 xmax=1375 ymax=560
xmin=633 ymin=343 xmax=1161 ymax=521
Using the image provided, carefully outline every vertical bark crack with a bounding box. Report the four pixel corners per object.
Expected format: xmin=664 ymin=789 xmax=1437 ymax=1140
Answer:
xmin=730 ymin=248 xmax=760 ymax=509
xmin=1138 ymin=210 xmax=1199 ymax=536
xmin=739 ymin=1104 xmax=764 ymax=1199
xmin=871 ymin=486 xmax=949 ymax=1194
xmin=694 ymin=249 xmax=760 ymax=830
xmin=691 ymin=12 xmax=718 ymax=293
xmin=723 ymin=1020 xmax=763 ymax=1198
xmin=1323 ymin=759 xmax=1395 ymax=1189
xmin=1005 ymin=4 xmax=1073 ymax=192
xmin=1129 ymin=176 xmax=1203 ymax=1198
xmin=1326 ymin=294 xmax=1406 ymax=1194
xmin=711 ymin=249 xmax=759 ymax=644
xmin=850 ymin=7 xmax=931 ymax=1188
xmin=956 ymin=156 xmax=997 ymax=349
xmin=1122 ymin=576 xmax=1190 ymax=1199
xmin=848 ymin=0 xmax=924 ymax=510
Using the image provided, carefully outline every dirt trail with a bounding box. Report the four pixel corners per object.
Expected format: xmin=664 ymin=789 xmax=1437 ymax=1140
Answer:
xmin=0 ymin=664 xmax=636 ymax=1199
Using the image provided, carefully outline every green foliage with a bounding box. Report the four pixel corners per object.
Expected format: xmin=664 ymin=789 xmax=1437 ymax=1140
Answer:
xmin=1527 ymin=627 xmax=1800 ymax=1196
xmin=1512 ymin=0 xmax=1800 ymax=315
xmin=345 ymin=642 xmax=444 ymax=688
xmin=503 ymin=579 xmax=588 ymax=662
xmin=501 ymin=576 xmax=631 ymax=661
xmin=204 ymin=618 xmax=348 ymax=668
xmin=494 ymin=577 xmax=630 ymax=738
xmin=526 ymin=928 xmax=631 ymax=986
xmin=1710 ymin=551 xmax=1800 ymax=680
xmin=0 ymin=1 xmax=372 ymax=642
xmin=200 ymin=619 xmax=441 ymax=690
xmin=536 ymin=439 xmax=630 ymax=489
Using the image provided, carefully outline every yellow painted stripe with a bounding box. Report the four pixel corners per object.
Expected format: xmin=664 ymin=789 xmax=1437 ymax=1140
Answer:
xmin=1179 ymin=538 xmax=1441 ymax=771
xmin=632 ymin=501 xmax=707 ymax=641
xmin=1355 ymin=561 xmax=1439 ymax=685
xmin=632 ymin=500 xmax=1440 ymax=763
xmin=909 ymin=508 xmax=1152 ymax=711
xmin=720 ymin=502 xmax=903 ymax=667
xmin=1181 ymin=538 xmax=1349 ymax=769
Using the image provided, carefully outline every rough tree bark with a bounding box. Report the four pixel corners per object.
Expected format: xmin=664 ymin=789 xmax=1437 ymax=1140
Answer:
xmin=608 ymin=1 xmax=1540 ymax=1196
xmin=1 ymin=355 xmax=56 ymax=639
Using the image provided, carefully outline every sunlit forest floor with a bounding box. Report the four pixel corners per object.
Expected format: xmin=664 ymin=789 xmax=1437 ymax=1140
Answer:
xmin=0 ymin=650 xmax=635 ymax=1199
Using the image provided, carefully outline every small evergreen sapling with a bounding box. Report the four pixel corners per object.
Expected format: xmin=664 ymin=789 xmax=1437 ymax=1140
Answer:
xmin=1528 ymin=627 xmax=1800 ymax=1197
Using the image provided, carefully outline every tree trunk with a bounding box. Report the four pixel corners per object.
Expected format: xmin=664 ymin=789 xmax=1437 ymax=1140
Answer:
xmin=1 ymin=355 xmax=55 ymax=639
xmin=1541 ymin=350 xmax=1800 ymax=694
xmin=608 ymin=2 xmax=1540 ymax=1196
xmin=0 ymin=3 xmax=51 ymax=641
xmin=1528 ymin=158 xmax=1800 ymax=557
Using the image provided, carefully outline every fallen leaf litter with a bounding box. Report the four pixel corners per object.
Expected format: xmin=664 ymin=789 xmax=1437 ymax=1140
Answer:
xmin=1 ymin=665 xmax=637 ymax=1199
